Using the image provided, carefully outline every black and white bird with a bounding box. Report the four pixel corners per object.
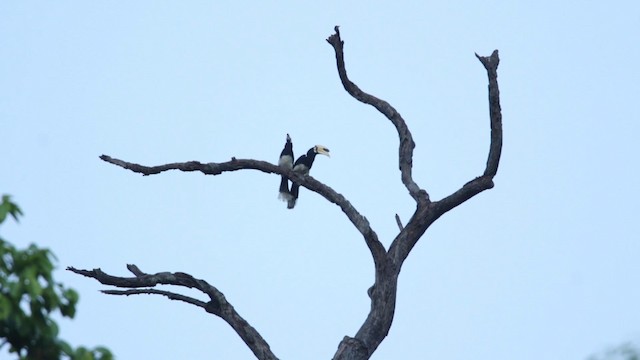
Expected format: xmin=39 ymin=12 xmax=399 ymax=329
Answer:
xmin=287 ymin=145 xmax=330 ymax=209
xmin=278 ymin=134 xmax=294 ymax=201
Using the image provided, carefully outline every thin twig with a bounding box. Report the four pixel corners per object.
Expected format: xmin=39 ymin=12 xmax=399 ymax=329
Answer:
xmin=394 ymin=214 xmax=404 ymax=231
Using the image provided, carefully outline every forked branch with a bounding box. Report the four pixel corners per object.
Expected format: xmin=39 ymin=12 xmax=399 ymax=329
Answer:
xmin=67 ymin=265 xmax=278 ymax=360
xmin=73 ymin=27 xmax=503 ymax=360
xmin=386 ymin=50 xmax=502 ymax=269
xmin=325 ymin=26 xmax=502 ymax=274
xmin=326 ymin=27 xmax=502 ymax=360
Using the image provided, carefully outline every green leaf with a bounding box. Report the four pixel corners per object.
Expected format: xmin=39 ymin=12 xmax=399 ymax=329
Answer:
xmin=59 ymin=302 xmax=76 ymax=318
xmin=0 ymin=294 xmax=12 ymax=319
xmin=0 ymin=195 xmax=23 ymax=224
xmin=60 ymin=288 xmax=78 ymax=318
xmin=59 ymin=340 xmax=74 ymax=356
xmin=72 ymin=346 xmax=92 ymax=360
xmin=93 ymin=347 xmax=114 ymax=360
xmin=0 ymin=198 xmax=10 ymax=224
xmin=25 ymin=272 xmax=43 ymax=298
xmin=9 ymin=281 xmax=23 ymax=299
xmin=48 ymin=319 xmax=59 ymax=338
xmin=41 ymin=286 xmax=60 ymax=312
xmin=63 ymin=288 xmax=79 ymax=304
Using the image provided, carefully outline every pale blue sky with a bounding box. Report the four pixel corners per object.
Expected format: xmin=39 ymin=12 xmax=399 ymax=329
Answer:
xmin=2 ymin=1 xmax=639 ymax=359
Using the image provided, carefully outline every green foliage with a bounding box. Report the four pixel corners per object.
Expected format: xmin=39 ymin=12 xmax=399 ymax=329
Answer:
xmin=588 ymin=343 xmax=640 ymax=360
xmin=0 ymin=195 xmax=113 ymax=360
xmin=0 ymin=195 xmax=23 ymax=224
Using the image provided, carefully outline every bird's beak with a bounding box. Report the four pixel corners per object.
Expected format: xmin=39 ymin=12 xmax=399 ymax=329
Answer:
xmin=316 ymin=146 xmax=330 ymax=157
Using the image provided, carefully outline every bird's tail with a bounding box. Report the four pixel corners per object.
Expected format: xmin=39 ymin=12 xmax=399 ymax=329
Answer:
xmin=278 ymin=176 xmax=292 ymax=202
xmin=287 ymin=183 xmax=300 ymax=209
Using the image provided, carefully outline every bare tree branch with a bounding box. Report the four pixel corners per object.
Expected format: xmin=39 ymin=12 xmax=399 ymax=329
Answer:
xmin=67 ymin=265 xmax=279 ymax=360
xmin=394 ymin=214 xmax=403 ymax=231
xmin=74 ymin=27 xmax=503 ymax=360
xmin=477 ymin=50 xmax=503 ymax=178
xmin=325 ymin=27 xmax=503 ymax=360
xmin=99 ymin=155 xmax=387 ymax=269
xmin=101 ymin=288 xmax=207 ymax=308
xmin=430 ymin=50 xmax=503 ymax=213
xmin=326 ymin=26 xmax=429 ymax=206
xmin=387 ymin=50 xmax=502 ymax=270
xmin=126 ymin=263 xmax=145 ymax=276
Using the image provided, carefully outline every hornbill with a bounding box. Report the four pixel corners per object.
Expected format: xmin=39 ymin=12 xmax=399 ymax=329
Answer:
xmin=287 ymin=145 xmax=330 ymax=209
xmin=278 ymin=134 xmax=294 ymax=201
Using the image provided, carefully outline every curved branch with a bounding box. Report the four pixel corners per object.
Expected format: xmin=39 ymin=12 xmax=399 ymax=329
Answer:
xmin=99 ymin=155 xmax=387 ymax=270
xmin=326 ymin=26 xmax=429 ymax=205
xmin=67 ymin=265 xmax=279 ymax=360
xmin=388 ymin=50 xmax=503 ymax=268
xmin=477 ymin=50 xmax=502 ymax=178
xmin=434 ymin=50 xmax=502 ymax=212
xmin=325 ymin=27 xmax=503 ymax=360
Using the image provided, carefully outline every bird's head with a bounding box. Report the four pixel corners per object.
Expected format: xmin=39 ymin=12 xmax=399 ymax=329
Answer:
xmin=286 ymin=133 xmax=291 ymax=142
xmin=314 ymin=145 xmax=330 ymax=157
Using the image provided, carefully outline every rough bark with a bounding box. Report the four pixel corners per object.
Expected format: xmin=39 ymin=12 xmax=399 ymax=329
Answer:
xmin=327 ymin=27 xmax=502 ymax=359
xmin=70 ymin=27 xmax=503 ymax=360
xmin=67 ymin=265 xmax=278 ymax=360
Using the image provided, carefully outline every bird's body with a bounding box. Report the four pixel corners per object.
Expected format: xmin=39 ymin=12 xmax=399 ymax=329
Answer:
xmin=278 ymin=134 xmax=294 ymax=201
xmin=287 ymin=145 xmax=330 ymax=209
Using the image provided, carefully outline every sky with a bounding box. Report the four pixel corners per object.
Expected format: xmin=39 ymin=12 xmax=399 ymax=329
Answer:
xmin=1 ymin=1 xmax=639 ymax=359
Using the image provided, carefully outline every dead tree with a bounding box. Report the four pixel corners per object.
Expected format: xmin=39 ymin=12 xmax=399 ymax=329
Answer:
xmin=68 ymin=26 xmax=503 ymax=360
